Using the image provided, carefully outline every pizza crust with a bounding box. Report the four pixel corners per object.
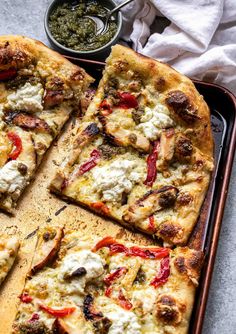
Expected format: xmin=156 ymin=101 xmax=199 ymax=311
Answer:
xmin=0 ymin=234 xmax=19 ymax=286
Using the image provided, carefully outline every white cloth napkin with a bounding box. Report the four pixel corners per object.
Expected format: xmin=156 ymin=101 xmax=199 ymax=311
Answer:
xmin=116 ymin=0 xmax=236 ymax=93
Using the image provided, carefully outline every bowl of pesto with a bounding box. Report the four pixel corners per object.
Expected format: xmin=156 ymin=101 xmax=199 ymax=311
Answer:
xmin=44 ymin=0 xmax=122 ymax=59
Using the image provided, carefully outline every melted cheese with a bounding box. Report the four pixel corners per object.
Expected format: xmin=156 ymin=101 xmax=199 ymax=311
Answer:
xmin=132 ymin=287 xmax=157 ymax=313
xmin=96 ymin=296 xmax=141 ymax=334
xmin=0 ymin=160 xmax=26 ymax=196
xmin=137 ymin=104 xmax=174 ymax=140
xmin=91 ymin=157 xmax=144 ymax=203
xmin=7 ymin=82 xmax=44 ymax=112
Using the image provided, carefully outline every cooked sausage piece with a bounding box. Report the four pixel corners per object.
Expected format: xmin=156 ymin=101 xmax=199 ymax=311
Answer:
xmin=43 ymin=89 xmax=64 ymax=108
xmin=175 ymin=135 xmax=193 ymax=160
xmin=166 ymin=90 xmax=200 ymax=123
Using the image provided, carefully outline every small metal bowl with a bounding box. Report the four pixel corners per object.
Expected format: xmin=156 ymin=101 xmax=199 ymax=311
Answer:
xmin=44 ymin=0 xmax=122 ymax=60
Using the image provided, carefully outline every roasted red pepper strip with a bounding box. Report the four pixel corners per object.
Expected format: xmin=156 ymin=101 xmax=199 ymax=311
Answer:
xmin=92 ymin=236 xmax=116 ymax=251
xmin=100 ymin=99 xmax=112 ymax=116
xmin=144 ymin=140 xmax=160 ymax=187
xmin=7 ymin=132 xmax=22 ymax=160
xmin=117 ymin=289 xmax=133 ymax=310
xmin=109 ymin=243 xmax=128 ymax=255
xmin=93 ymin=236 xmax=169 ymax=259
xmin=91 ymin=201 xmax=110 ymax=215
xmin=19 ymin=292 xmax=33 ymax=303
xmin=0 ymin=68 xmax=17 ymax=81
xmin=104 ymin=267 xmax=127 ymax=297
xmin=105 ymin=286 xmax=113 ymax=297
xmin=117 ymin=92 xmax=138 ymax=109
xmin=150 ymin=256 xmax=170 ymax=288
xmin=104 ymin=267 xmax=127 ymax=286
xmin=148 ymin=215 xmax=156 ymax=232
xmin=78 ymin=149 xmax=101 ymax=175
xmin=39 ymin=304 xmax=76 ymax=317
xmin=128 ymin=246 xmax=169 ymax=259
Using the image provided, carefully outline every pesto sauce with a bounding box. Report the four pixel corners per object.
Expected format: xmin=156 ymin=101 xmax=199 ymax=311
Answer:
xmin=49 ymin=1 xmax=118 ymax=51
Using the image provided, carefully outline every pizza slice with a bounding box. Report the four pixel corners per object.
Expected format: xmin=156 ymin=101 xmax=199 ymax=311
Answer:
xmin=13 ymin=227 xmax=203 ymax=334
xmin=0 ymin=234 xmax=19 ymax=286
xmin=50 ymin=45 xmax=214 ymax=245
xmin=0 ymin=35 xmax=93 ymax=212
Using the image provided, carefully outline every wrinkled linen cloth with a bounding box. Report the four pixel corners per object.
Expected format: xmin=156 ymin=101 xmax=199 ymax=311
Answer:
xmin=116 ymin=0 xmax=236 ymax=93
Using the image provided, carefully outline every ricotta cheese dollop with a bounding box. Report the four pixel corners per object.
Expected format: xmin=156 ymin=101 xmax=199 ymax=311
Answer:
xmin=7 ymin=82 xmax=44 ymax=113
xmin=58 ymin=250 xmax=105 ymax=294
xmin=0 ymin=160 xmax=26 ymax=196
xmin=106 ymin=308 xmax=141 ymax=334
xmin=91 ymin=158 xmax=143 ymax=203
xmin=132 ymin=287 xmax=157 ymax=313
xmin=137 ymin=104 xmax=174 ymax=140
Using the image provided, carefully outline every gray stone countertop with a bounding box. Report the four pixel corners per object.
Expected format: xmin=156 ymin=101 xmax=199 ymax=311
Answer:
xmin=0 ymin=0 xmax=236 ymax=332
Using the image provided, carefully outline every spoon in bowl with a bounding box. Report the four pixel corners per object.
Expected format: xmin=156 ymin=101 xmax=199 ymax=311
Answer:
xmin=72 ymin=0 xmax=134 ymax=35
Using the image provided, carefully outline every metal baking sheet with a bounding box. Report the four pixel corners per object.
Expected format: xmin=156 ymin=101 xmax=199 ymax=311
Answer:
xmin=0 ymin=58 xmax=235 ymax=334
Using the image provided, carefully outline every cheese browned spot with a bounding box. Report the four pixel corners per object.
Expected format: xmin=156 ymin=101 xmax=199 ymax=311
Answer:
xmin=158 ymin=222 xmax=183 ymax=239
xmin=174 ymin=250 xmax=203 ymax=286
xmin=155 ymin=295 xmax=184 ymax=325
xmin=155 ymin=77 xmax=166 ymax=92
xmin=176 ymin=192 xmax=193 ymax=206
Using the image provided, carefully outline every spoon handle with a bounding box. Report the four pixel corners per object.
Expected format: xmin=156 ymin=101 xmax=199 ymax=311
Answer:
xmin=109 ymin=0 xmax=134 ymax=17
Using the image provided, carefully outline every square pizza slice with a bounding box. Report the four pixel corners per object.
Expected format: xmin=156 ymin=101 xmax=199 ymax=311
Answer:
xmin=0 ymin=35 xmax=93 ymax=212
xmin=50 ymin=46 xmax=214 ymax=246
xmin=13 ymin=227 xmax=203 ymax=334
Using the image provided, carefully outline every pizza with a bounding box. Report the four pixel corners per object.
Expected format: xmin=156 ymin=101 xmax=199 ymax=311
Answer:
xmin=50 ymin=44 xmax=214 ymax=245
xmin=0 ymin=233 xmax=19 ymax=286
xmin=0 ymin=35 xmax=93 ymax=213
xmin=13 ymin=227 xmax=203 ymax=334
